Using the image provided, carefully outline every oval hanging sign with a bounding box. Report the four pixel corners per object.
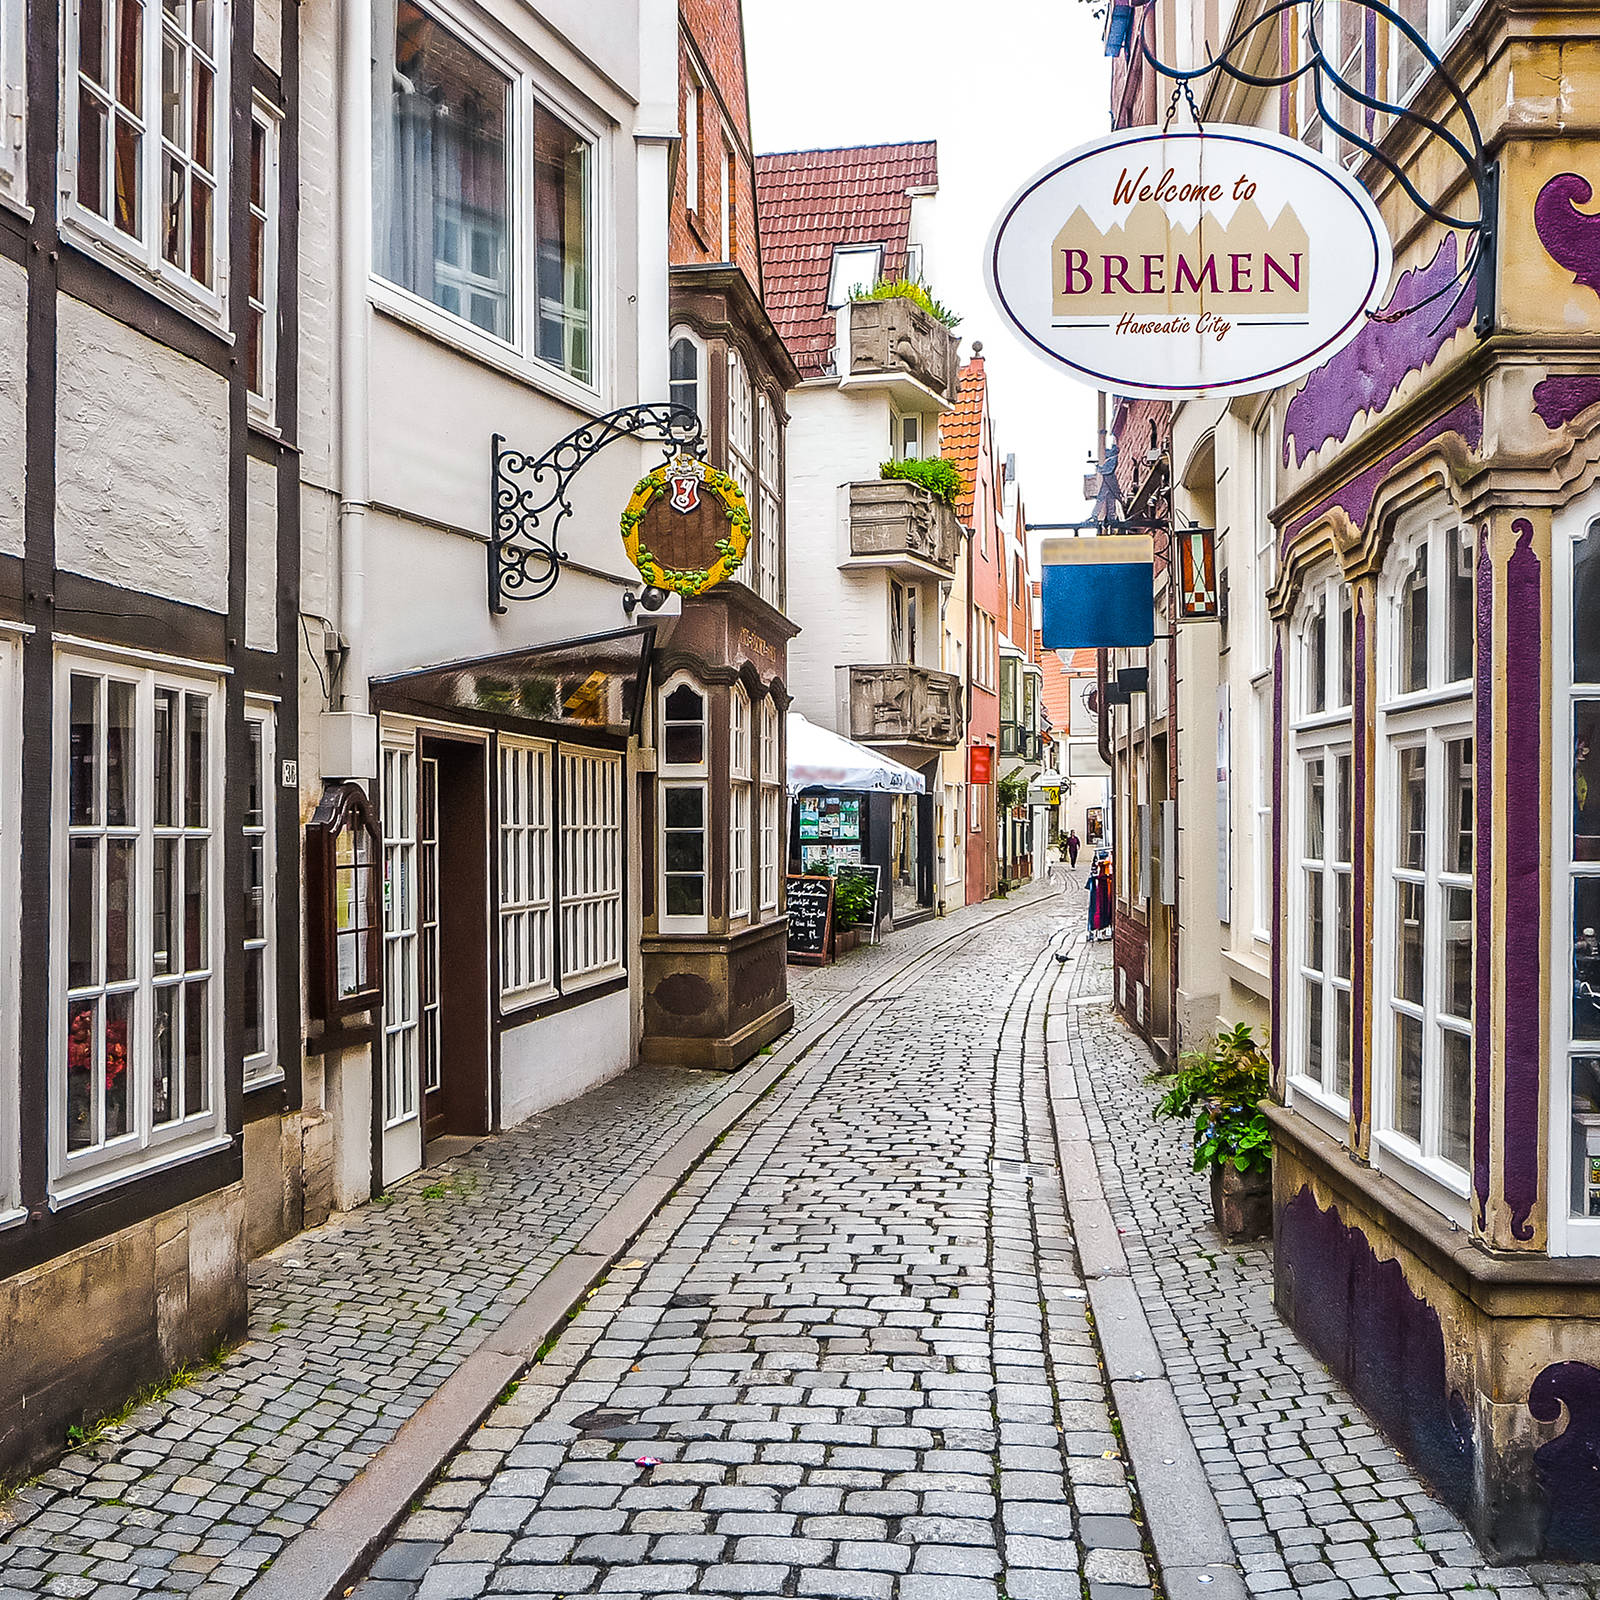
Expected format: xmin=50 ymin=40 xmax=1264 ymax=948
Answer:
xmin=985 ymin=124 xmax=1392 ymax=400
xmin=620 ymin=456 xmax=751 ymax=597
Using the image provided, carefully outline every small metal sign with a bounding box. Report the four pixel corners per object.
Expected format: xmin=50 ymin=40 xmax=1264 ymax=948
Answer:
xmin=1176 ymin=525 xmax=1219 ymax=620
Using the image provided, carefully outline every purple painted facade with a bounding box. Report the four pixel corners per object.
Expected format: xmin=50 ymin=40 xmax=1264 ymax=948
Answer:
xmin=1351 ymin=592 xmax=1368 ymax=1147
xmin=1503 ymin=518 xmax=1544 ymax=1242
xmin=1282 ymin=397 xmax=1483 ymax=556
xmin=1529 ymin=1362 xmax=1600 ymax=1558
xmin=1532 ymin=375 xmax=1600 ymax=432
xmin=1473 ymin=526 xmax=1494 ymax=1229
xmin=1283 ymin=239 xmax=1475 ymax=468
xmin=1534 ymin=173 xmax=1600 ymax=301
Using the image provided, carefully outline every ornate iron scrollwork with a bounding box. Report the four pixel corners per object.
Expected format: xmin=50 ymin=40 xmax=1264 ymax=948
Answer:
xmin=489 ymin=403 xmax=706 ymax=614
xmin=1123 ymin=0 xmax=1498 ymax=335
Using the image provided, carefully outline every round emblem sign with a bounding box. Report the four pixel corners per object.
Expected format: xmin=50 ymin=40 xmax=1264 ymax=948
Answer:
xmin=620 ymin=456 xmax=752 ymax=597
xmin=985 ymin=124 xmax=1393 ymax=400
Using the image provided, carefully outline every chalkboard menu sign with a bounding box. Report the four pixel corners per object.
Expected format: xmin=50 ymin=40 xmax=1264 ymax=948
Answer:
xmin=785 ymin=874 xmax=835 ymax=965
xmin=832 ymin=863 xmax=883 ymax=945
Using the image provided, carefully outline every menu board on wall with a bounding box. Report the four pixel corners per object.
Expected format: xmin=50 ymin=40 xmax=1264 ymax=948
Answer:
xmin=785 ymin=875 xmax=835 ymax=965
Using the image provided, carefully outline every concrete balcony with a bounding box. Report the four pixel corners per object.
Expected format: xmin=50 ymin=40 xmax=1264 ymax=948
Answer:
xmin=847 ymin=480 xmax=962 ymax=576
xmin=843 ymin=298 xmax=961 ymax=409
xmin=847 ymin=664 xmax=964 ymax=749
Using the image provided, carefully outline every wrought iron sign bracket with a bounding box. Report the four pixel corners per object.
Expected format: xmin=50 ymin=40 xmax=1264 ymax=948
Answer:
xmin=490 ymin=403 xmax=706 ymax=615
xmin=1125 ymin=0 xmax=1499 ymax=336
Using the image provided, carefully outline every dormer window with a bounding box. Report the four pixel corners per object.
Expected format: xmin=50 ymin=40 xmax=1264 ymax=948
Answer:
xmin=827 ymin=244 xmax=883 ymax=308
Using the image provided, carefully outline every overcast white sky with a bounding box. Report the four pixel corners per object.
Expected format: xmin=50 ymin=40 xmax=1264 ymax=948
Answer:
xmin=743 ymin=0 xmax=1112 ymax=540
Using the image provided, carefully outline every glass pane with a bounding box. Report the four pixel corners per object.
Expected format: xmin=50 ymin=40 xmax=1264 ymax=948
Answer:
xmin=80 ymin=0 xmax=107 ymax=83
xmin=1437 ymin=1027 xmax=1471 ymax=1167
xmin=1575 ymin=524 xmax=1600 ymax=684
xmin=154 ymin=688 xmax=177 ymax=826
xmin=153 ymin=836 xmax=178 ymax=974
xmin=1443 ymin=885 xmax=1472 ymax=1020
xmin=533 ymin=101 xmax=591 ymax=380
xmin=161 ymin=34 xmax=182 ymax=142
xmin=66 ymin=997 xmax=98 ymax=1149
xmin=665 ymin=875 xmax=705 ymax=917
xmin=189 ymin=176 xmax=212 ymax=286
xmin=183 ymin=980 xmax=206 ymax=1114
xmin=1334 ymin=987 xmax=1352 ymax=1098
xmin=77 ymin=88 xmax=108 ymax=214
xmin=106 ymin=838 xmax=135 ymax=984
xmin=1401 ymin=545 xmax=1428 ymax=693
xmin=246 ymin=836 xmax=265 ymax=941
xmin=1575 ymin=701 xmax=1600 ymax=863
xmin=115 ymin=0 xmax=141 ymax=111
xmin=113 ymin=114 xmax=140 ymax=236
xmin=1444 ymin=737 xmax=1472 ymax=875
xmin=1396 ymin=880 xmax=1425 ymax=1003
xmin=1306 ymin=868 xmax=1324 ymax=973
xmin=1573 ymin=878 xmax=1600 ymax=1040
xmin=184 ymin=693 xmax=207 ymax=826
xmin=1339 ymin=590 xmax=1353 ymax=709
xmin=1571 ymin=1056 xmax=1600 ymax=1217
xmin=664 ymin=723 xmax=703 ymax=766
xmin=70 ymin=674 xmax=100 ymax=825
xmin=191 ymin=58 xmax=212 ymax=170
xmin=1333 ymin=753 xmax=1351 ymax=865
xmin=1395 ymin=1012 xmax=1424 ymax=1141
xmin=1307 ymin=598 xmax=1327 ymax=713
xmin=106 ymin=679 xmax=135 ymax=826
xmin=1304 ymin=757 xmax=1324 ymax=860
xmin=665 ymin=831 xmax=704 ymax=873
xmin=1398 ymin=745 xmax=1426 ymax=870
xmin=664 ymin=685 xmax=703 ymax=722
xmin=1334 ymin=871 xmax=1352 ymax=981
xmin=243 ymin=945 xmax=264 ymax=1059
xmin=245 ymin=720 xmax=264 ymax=828
xmin=663 ymin=785 xmax=703 ymax=830
xmin=1448 ymin=524 xmax=1474 ymax=683
xmin=374 ymin=1 xmax=511 ymax=340
xmin=105 ymin=989 xmax=132 ymax=1139
xmin=183 ymin=836 xmax=206 ymax=972
xmin=68 ymin=837 xmax=99 ymax=989
xmin=162 ymin=150 xmax=183 ymax=268
xmin=1306 ymin=981 xmax=1324 ymax=1084
xmin=152 ymin=983 xmax=176 ymax=1123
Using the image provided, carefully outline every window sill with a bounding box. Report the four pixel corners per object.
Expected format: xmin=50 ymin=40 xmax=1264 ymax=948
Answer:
xmin=60 ymin=216 xmax=231 ymax=342
xmin=50 ymin=1130 xmax=232 ymax=1211
xmin=500 ymin=971 xmax=628 ymax=1028
xmin=244 ymin=1067 xmax=286 ymax=1093
xmin=1378 ymin=682 xmax=1474 ymax=720
xmin=1286 ymin=1073 xmax=1350 ymax=1143
xmin=1371 ymin=1128 xmax=1472 ymax=1223
xmin=370 ymin=281 xmax=604 ymax=417
xmin=0 ymin=1203 xmax=25 ymax=1233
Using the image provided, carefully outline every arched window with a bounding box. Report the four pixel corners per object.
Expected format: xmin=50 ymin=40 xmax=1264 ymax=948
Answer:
xmin=1373 ymin=509 xmax=1474 ymax=1196
xmin=658 ymin=676 xmax=707 ymax=933
xmin=669 ymin=332 xmax=700 ymax=421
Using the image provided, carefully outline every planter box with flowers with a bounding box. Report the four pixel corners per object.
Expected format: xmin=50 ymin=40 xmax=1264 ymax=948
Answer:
xmin=1149 ymin=1022 xmax=1273 ymax=1244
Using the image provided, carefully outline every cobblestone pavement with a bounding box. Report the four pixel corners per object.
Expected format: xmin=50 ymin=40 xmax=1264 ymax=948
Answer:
xmin=349 ymin=892 xmax=1157 ymax=1600
xmin=1059 ymin=926 xmax=1600 ymax=1600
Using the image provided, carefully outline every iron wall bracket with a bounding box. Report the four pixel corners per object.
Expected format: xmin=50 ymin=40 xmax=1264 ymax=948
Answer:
xmin=489 ymin=403 xmax=706 ymax=615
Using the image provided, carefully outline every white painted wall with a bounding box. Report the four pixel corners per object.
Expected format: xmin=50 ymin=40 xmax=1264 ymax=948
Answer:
xmin=246 ymin=458 xmax=278 ymax=652
xmin=0 ymin=261 xmax=24 ymax=559
xmin=55 ymin=298 xmax=229 ymax=613
xmin=500 ymin=986 xmax=632 ymax=1127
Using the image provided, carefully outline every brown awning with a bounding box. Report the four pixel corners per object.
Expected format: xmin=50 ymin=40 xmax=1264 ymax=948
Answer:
xmin=371 ymin=625 xmax=654 ymax=739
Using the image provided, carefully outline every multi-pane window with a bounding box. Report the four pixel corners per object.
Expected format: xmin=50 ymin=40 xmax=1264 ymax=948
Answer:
xmin=827 ymin=243 xmax=881 ymax=307
xmin=670 ymin=331 xmax=700 ymax=421
xmin=381 ymin=742 xmax=419 ymax=1128
xmin=1252 ymin=409 xmax=1277 ymax=673
xmin=559 ymin=748 xmax=622 ymax=983
xmin=372 ymin=0 xmax=593 ymax=384
xmin=242 ymin=706 xmax=278 ymax=1088
xmin=729 ymin=688 xmax=750 ymax=921
xmin=0 ymin=0 xmax=25 ymax=199
xmin=1390 ymin=0 xmax=1481 ymax=104
xmin=0 ymin=639 xmax=15 ymax=1213
xmin=1297 ymin=0 xmax=1326 ymax=152
xmin=682 ymin=69 xmax=699 ymax=213
xmin=728 ymin=351 xmax=755 ymax=587
xmin=1564 ymin=515 xmax=1600 ymax=1239
xmin=759 ymin=698 xmax=781 ymax=913
xmin=757 ymin=393 xmax=781 ymax=610
xmin=1292 ymin=574 xmax=1354 ymax=1105
xmin=67 ymin=0 xmax=227 ymax=299
xmin=246 ymin=105 xmax=280 ymax=414
xmin=498 ymin=737 xmax=553 ymax=1005
xmin=1377 ymin=515 xmax=1474 ymax=1178
xmin=56 ymin=657 xmax=222 ymax=1188
xmin=659 ymin=677 xmax=707 ymax=933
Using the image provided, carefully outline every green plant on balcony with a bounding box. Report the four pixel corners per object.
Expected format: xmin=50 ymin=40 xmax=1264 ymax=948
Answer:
xmin=850 ymin=277 xmax=962 ymax=329
xmin=996 ymin=771 xmax=1029 ymax=810
xmin=879 ymin=456 xmax=962 ymax=507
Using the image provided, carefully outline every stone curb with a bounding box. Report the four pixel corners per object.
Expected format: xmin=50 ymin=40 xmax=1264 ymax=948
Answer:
xmin=246 ymin=886 xmax=1059 ymax=1600
xmin=1044 ymin=936 xmax=1247 ymax=1600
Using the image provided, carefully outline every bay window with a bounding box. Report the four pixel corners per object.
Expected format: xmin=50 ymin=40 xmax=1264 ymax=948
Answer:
xmin=242 ymin=704 xmax=278 ymax=1088
xmin=760 ymin=698 xmax=780 ymax=913
xmin=372 ymin=0 xmax=594 ymax=386
xmin=0 ymin=637 xmax=18 ymax=1217
xmin=670 ymin=329 xmax=702 ymax=422
xmin=558 ymin=748 xmax=622 ymax=985
xmin=54 ymin=654 xmax=224 ymax=1194
xmin=729 ymin=687 xmax=750 ymax=921
xmin=658 ymin=676 xmax=707 ymax=934
xmin=1375 ymin=513 xmax=1474 ymax=1187
xmin=498 ymin=737 xmax=553 ymax=1006
xmin=64 ymin=0 xmax=228 ymax=305
xmin=728 ymin=351 xmax=756 ymax=594
xmin=757 ymin=393 xmax=781 ymax=610
xmin=1290 ymin=572 xmax=1354 ymax=1108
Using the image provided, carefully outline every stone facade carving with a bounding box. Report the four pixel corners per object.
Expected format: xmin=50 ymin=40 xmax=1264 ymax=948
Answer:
xmin=847 ymin=298 xmax=959 ymax=406
xmin=848 ymin=480 xmax=960 ymax=573
xmin=847 ymin=664 xmax=963 ymax=748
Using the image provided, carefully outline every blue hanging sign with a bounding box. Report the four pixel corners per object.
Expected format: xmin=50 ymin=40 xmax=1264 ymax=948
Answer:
xmin=1040 ymin=535 xmax=1155 ymax=649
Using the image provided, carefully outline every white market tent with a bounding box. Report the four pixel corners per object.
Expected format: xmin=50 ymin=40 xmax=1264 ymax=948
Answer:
xmin=786 ymin=712 xmax=925 ymax=796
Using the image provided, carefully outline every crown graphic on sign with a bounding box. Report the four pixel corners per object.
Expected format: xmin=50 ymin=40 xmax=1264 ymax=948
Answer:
xmin=1053 ymin=198 xmax=1310 ymax=317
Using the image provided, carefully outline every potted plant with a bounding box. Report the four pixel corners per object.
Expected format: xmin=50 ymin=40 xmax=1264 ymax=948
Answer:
xmin=831 ymin=872 xmax=875 ymax=952
xmin=877 ymin=455 xmax=963 ymax=506
xmin=1149 ymin=1022 xmax=1273 ymax=1243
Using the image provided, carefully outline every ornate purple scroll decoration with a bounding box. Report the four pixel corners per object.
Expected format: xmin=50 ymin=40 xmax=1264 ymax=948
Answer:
xmin=1534 ymin=173 xmax=1600 ymax=302
xmin=1351 ymin=593 xmax=1368 ymax=1144
xmin=1473 ymin=525 xmax=1493 ymax=1230
xmin=1503 ymin=518 xmax=1543 ymax=1242
xmin=1283 ymin=238 xmax=1476 ymax=468
xmin=1530 ymin=1362 xmax=1600 ymax=1560
xmin=1533 ymin=375 xmax=1600 ymax=432
xmin=1272 ymin=636 xmax=1284 ymax=1082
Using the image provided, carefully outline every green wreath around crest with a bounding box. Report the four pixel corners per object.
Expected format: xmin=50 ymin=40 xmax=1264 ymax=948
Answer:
xmin=620 ymin=462 xmax=752 ymax=597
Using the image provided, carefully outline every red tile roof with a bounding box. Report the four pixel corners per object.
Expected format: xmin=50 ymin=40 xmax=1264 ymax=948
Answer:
xmin=941 ymin=355 xmax=985 ymax=522
xmin=753 ymin=142 xmax=938 ymax=378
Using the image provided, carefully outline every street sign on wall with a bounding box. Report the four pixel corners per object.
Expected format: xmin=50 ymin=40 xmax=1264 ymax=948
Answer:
xmin=985 ymin=124 xmax=1393 ymax=400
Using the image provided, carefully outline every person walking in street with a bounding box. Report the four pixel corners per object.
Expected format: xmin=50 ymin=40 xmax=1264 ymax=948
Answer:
xmin=1066 ymin=829 xmax=1081 ymax=869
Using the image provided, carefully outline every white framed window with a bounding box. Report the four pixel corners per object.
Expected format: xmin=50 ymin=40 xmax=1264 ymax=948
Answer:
xmin=1252 ymin=407 xmax=1277 ymax=674
xmin=669 ymin=327 xmax=702 ymax=423
xmin=1289 ymin=572 xmax=1354 ymax=1112
xmin=1373 ymin=511 xmax=1474 ymax=1200
xmin=559 ymin=747 xmax=623 ymax=986
xmin=242 ymin=703 xmax=279 ymax=1089
xmin=728 ymin=351 xmax=758 ymax=597
xmin=658 ymin=674 xmax=707 ymax=935
xmin=0 ymin=634 xmax=20 ymax=1219
xmin=52 ymin=653 xmax=225 ymax=1198
xmin=827 ymin=243 xmax=882 ymax=307
xmin=371 ymin=0 xmax=596 ymax=391
xmin=1555 ymin=505 xmax=1600 ymax=1253
xmin=757 ymin=392 xmax=781 ymax=610
xmin=1296 ymin=0 xmax=1326 ymax=152
xmin=896 ymin=412 xmax=922 ymax=461
xmin=0 ymin=0 xmax=25 ymax=202
xmin=381 ymin=739 xmax=419 ymax=1129
xmin=1252 ymin=678 xmax=1273 ymax=942
xmin=729 ymin=686 xmax=750 ymax=922
xmin=246 ymin=102 xmax=280 ymax=419
xmin=1388 ymin=0 xmax=1482 ymax=107
xmin=498 ymin=736 xmax=553 ymax=1007
xmin=62 ymin=0 xmax=229 ymax=316
xmin=681 ymin=67 xmax=699 ymax=214
xmin=759 ymin=696 xmax=780 ymax=914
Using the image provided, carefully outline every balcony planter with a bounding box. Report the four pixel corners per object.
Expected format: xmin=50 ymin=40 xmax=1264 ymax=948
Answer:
xmin=847 ymin=664 xmax=963 ymax=748
xmin=848 ymin=298 xmax=960 ymax=406
xmin=848 ymin=480 xmax=960 ymax=573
